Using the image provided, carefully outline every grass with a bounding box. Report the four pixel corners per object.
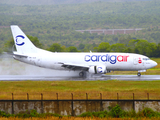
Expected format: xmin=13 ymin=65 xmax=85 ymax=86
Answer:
xmin=0 ymin=80 xmax=160 ymax=100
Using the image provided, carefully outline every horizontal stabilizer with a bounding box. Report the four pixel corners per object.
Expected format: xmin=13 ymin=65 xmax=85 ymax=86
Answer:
xmin=13 ymin=52 xmax=28 ymax=58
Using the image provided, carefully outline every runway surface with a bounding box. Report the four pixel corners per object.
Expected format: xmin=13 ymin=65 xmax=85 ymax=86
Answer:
xmin=0 ymin=75 xmax=160 ymax=81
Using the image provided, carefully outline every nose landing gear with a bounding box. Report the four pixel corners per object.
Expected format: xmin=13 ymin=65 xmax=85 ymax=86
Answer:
xmin=137 ymin=70 xmax=146 ymax=77
xmin=137 ymin=72 xmax=141 ymax=77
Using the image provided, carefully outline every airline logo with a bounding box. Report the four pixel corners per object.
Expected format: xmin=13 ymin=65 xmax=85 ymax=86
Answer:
xmin=16 ymin=35 xmax=25 ymax=46
xmin=97 ymin=67 xmax=103 ymax=73
xmin=138 ymin=58 xmax=142 ymax=64
xmin=85 ymin=54 xmax=129 ymax=64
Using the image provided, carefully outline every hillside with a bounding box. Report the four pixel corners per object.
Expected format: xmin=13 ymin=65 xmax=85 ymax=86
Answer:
xmin=0 ymin=0 xmax=159 ymax=52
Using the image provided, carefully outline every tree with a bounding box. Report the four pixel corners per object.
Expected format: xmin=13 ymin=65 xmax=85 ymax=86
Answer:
xmin=78 ymin=43 xmax=85 ymax=50
xmin=134 ymin=40 xmax=157 ymax=57
xmin=94 ymin=42 xmax=110 ymax=52
xmin=67 ymin=46 xmax=78 ymax=52
xmin=155 ymin=43 xmax=160 ymax=57
xmin=3 ymin=38 xmax=14 ymax=52
xmin=128 ymin=39 xmax=140 ymax=50
xmin=111 ymin=43 xmax=126 ymax=52
xmin=27 ymin=35 xmax=43 ymax=48
xmin=48 ymin=43 xmax=63 ymax=52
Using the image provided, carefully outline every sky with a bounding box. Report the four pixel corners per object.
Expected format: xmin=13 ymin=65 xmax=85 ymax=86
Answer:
xmin=0 ymin=0 xmax=151 ymax=5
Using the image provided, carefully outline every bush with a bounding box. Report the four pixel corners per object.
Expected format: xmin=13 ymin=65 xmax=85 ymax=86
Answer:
xmin=78 ymin=111 xmax=93 ymax=118
xmin=78 ymin=110 xmax=108 ymax=118
xmin=137 ymin=108 xmax=157 ymax=118
xmin=39 ymin=113 xmax=62 ymax=118
xmin=108 ymin=104 xmax=123 ymax=118
xmin=0 ymin=111 xmax=11 ymax=117
xmin=92 ymin=111 xmax=108 ymax=118
xmin=15 ymin=112 xmax=30 ymax=118
xmin=1 ymin=107 xmax=160 ymax=118
xmin=123 ymin=110 xmax=136 ymax=118
xmin=78 ymin=105 xmax=160 ymax=118
xmin=15 ymin=110 xmax=62 ymax=118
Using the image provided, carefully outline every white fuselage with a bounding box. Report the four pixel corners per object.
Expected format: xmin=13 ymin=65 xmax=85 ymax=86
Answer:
xmin=13 ymin=49 xmax=157 ymax=72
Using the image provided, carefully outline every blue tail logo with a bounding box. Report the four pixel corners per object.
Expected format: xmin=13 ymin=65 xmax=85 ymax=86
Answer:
xmin=16 ymin=35 xmax=25 ymax=46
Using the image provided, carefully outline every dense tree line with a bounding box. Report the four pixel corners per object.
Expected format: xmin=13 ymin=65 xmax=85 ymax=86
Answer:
xmin=48 ymin=39 xmax=160 ymax=57
xmin=4 ymin=36 xmax=160 ymax=57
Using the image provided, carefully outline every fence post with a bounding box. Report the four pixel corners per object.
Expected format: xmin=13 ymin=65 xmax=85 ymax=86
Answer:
xmin=86 ymin=93 xmax=88 ymax=112
xmin=71 ymin=93 xmax=73 ymax=100
xmin=27 ymin=93 xmax=29 ymax=101
xmin=56 ymin=93 xmax=58 ymax=100
xmin=100 ymin=93 xmax=102 ymax=100
xmin=56 ymin=93 xmax=59 ymax=115
xmin=12 ymin=93 xmax=14 ymax=100
xmin=133 ymin=93 xmax=135 ymax=111
xmin=86 ymin=93 xmax=88 ymax=100
xmin=100 ymin=93 xmax=103 ymax=111
xmin=147 ymin=93 xmax=149 ymax=100
xmin=117 ymin=93 xmax=119 ymax=100
xmin=71 ymin=93 xmax=74 ymax=116
xmin=12 ymin=93 xmax=14 ymax=114
xmin=133 ymin=93 xmax=134 ymax=100
xmin=41 ymin=93 xmax=43 ymax=114
xmin=41 ymin=93 xmax=43 ymax=100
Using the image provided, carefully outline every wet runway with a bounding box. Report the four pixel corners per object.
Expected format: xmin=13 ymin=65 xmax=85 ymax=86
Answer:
xmin=0 ymin=75 xmax=160 ymax=81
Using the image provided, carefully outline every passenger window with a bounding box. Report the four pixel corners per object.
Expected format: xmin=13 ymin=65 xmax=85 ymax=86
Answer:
xmin=143 ymin=58 xmax=150 ymax=61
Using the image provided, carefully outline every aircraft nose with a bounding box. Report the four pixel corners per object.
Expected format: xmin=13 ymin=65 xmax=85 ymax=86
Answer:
xmin=151 ymin=60 xmax=157 ymax=67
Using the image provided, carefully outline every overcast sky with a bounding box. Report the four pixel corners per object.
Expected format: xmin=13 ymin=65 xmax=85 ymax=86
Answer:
xmin=0 ymin=0 xmax=151 ymax=5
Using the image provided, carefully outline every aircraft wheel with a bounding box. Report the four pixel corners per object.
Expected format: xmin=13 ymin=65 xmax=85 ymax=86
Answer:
xmin=137 ymin=72 xmax=141 ymax=77
xmin=79 ymin=72 xmax=84 ymax=77
xmin=79 ymin=71 xmax=86 ymax=78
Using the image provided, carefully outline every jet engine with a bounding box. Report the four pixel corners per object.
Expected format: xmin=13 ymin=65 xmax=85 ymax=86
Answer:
xmin=88 ymin=66 xmax=107 ymax=74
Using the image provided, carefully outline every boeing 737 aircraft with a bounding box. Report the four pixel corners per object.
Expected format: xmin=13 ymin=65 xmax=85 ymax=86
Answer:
xmin=10 ymin=25 xmax=157 ymax=77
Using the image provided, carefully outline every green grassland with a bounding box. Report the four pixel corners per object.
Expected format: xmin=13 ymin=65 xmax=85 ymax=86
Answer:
xmin=0 ymin=80 xmax=160 ymax=100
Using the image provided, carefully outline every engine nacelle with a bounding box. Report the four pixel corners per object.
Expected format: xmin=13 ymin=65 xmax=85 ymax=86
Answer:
xmin=88 ymin=66 xmax=106 ymax=74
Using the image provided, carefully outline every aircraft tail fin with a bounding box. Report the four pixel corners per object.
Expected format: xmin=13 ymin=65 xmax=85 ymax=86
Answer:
xmin=10 ymin=25 xmax=38 ymax=54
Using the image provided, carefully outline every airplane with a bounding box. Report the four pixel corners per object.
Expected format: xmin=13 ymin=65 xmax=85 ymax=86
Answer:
xmin=10 ymin=25 xmax=157 ymax=77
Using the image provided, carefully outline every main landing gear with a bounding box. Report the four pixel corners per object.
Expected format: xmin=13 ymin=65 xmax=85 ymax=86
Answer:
xmin=137 ymin=72 xmax=141 ymax=77
xmin=79 ymin=71 xmax=86 ymax=78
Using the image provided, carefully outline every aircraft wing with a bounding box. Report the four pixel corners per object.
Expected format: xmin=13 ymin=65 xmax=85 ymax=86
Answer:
xmin=59 ymin=62 xmax=89 ymax=71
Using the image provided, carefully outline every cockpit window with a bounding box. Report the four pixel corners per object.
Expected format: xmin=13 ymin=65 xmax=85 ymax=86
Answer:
xmin=143 ymin=58 xmax=150 ymax=61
